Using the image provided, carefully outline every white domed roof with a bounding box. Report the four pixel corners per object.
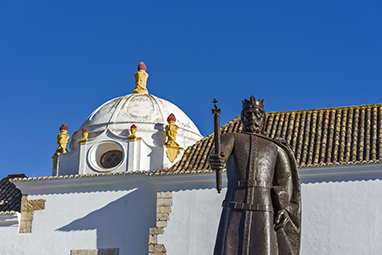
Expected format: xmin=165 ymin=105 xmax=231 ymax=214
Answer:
xmin=79 ymin=93 xmax=201 ymax=135
xmin=69 ymin=93 xmax=203 ymax=150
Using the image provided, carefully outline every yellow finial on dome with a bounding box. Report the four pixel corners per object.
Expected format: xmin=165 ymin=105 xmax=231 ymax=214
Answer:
xmin=133 ymin=62 xmax=149 ymax=94
xmin=79 ymin=128 xmax=88 ymax=145
xmin=128 ymin=124 xmax=138 ymax=142
xmin=165 ymin=114 xmax=180 ymax=162
xmin=52 ymin=123 xmax=70 ymax=169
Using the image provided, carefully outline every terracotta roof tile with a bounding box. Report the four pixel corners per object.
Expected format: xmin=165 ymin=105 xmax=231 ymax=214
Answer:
xmin=313 ymin=111 xmax=322 ymax=164
xmin=371 ymin=107 xmax=378 ymax=161
xmin=171 ymin=103 xmax=382 ymax=172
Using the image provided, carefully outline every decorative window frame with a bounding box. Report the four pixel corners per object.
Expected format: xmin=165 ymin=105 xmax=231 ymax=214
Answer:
xmin=87 ymin=140 xmax=126 ymax=172
xmin=100 ymin=150 xmax=123 ymax=168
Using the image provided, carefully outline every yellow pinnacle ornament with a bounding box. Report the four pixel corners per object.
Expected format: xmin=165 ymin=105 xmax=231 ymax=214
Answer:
xmin=79 ymin=128 xmax=88 ymax=145
xmin=52 ymin=123 xmax=70 ymax=169
xmin=165 ymin=114 xmax=180 ymax=162
xmin=128 ymin=124 xmax=138 ymax=142
xmin=132 ymin=62 xmax=149 ymax=94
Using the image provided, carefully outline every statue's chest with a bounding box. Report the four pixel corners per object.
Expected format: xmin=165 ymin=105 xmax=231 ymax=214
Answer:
xmin=232 ymin=135 xmax=277 ymax=182
xmin=251 ymin=137 xmax=277 ymax=182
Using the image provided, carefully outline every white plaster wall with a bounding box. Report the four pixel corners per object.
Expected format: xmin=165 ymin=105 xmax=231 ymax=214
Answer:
xmin=158 ymin=174 xmax=382 ymax=255
xmin=300 ymin=179 xmax=382 ymax=255
xmin=0 ymin=176 xmax=157 ymax=255
xmin=56 ymin=150 xmax=79 ymax=176
xmin=158 ymin=188 xmax=226 ymax=255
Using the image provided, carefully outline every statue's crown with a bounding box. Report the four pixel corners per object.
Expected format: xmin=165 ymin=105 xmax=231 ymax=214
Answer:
xmin=242 ymin=96 xmax=264 ymax=109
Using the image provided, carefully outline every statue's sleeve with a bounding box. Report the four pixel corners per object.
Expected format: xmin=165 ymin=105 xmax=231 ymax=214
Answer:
xmin=272 ymin=146 xmax=293 ymax=210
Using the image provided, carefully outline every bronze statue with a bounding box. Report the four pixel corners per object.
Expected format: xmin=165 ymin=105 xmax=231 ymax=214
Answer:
xmin=210 ymin=96 xmax=301 ymax=255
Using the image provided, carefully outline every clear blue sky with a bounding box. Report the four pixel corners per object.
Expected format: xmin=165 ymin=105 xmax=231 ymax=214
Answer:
xmin=1 ymin=1 xmax=381 ymax=178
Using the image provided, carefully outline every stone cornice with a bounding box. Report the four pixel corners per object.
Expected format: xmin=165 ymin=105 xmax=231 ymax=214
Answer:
xmin=299 ymin=163 xmax=382 ymax=183
xmin=12 ymin=173 xmax=151 ymax=194
xmin=148 ymin=171 xmax=227 ymax=191
xmin=0 ymin=212 xmax=19 ymax=227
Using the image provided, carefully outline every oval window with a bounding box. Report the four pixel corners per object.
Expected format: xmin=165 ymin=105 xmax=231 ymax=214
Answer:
xmin=100 ymin=150 xmax=123 ymax=168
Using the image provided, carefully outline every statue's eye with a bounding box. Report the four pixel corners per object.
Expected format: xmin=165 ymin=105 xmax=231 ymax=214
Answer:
xmin=255 ymin=109 xmax=260 ymax=117
xmin=255 ymin=109 xmax=264 ymax=118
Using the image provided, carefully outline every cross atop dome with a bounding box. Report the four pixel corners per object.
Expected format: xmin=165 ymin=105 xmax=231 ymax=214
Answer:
xmin=133 ymin=62 xmax=149 ymax=94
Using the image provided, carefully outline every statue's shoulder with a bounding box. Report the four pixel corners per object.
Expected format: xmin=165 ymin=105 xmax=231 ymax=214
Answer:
xmin=273 ymin=136 xmax=292 ymax=149
xmin=255 ymin=135 xmax=292 ymax=149
xmin=251 ymin=134 xmax=293 ymax=155
xmin=228 ymin=133 xmax=278 ymax=148
xmin=223 ymin=133 xmax=292 ymax=150
xmin=223 ymin=132 xmax=252 ymax=141
xmin=221 ymin=132 xmax=249 ymax=146
xmin=221 ymin=132 xmax=251 ymax=139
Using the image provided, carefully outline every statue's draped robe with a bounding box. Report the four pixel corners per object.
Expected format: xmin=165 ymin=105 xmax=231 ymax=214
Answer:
xmin=214 ymin=133 xmax=301 ymax=255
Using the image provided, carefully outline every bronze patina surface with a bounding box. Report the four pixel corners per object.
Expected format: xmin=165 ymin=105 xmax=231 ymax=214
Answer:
xmin=212 ymin=98 xmax=223 ymax=193
xmin=210 ymin=96 xmax=301 ymax=255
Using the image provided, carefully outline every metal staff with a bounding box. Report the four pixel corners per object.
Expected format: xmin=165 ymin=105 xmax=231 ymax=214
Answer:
xmin=212 ymin=98 xmax=222 ymax=193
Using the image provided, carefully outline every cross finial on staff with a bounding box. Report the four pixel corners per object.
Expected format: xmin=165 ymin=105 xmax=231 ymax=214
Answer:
xmin=212 ymin=98 xmax=221 ymax=114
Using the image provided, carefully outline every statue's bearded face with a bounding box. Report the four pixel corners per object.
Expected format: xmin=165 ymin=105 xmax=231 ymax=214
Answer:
xmin=242 ymin=106 xmax=265 ymax=133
